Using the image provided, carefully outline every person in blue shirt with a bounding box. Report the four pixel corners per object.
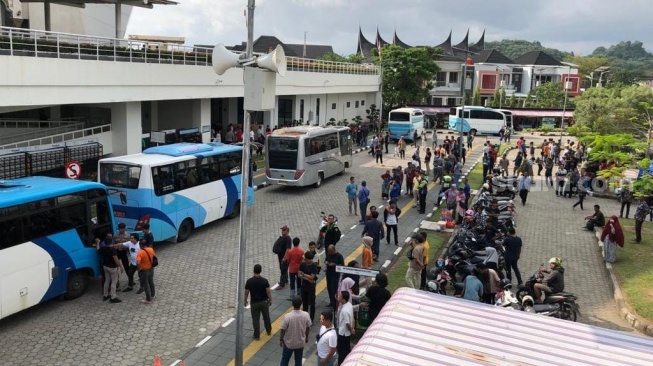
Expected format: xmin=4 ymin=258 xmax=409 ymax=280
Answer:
xmin=462 ymin=177 xmax=471 ymax=206
xmin=345 ymin=176 xmax=358 ymax=217
xmin=461 ymin=268 xmax=484 ymax=302
xmin=389 ymin=179 xmax=401 ymax=202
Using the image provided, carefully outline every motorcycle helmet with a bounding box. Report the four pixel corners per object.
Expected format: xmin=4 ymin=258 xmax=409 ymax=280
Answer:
xmin=522 ymin=295 xmax=535 ymax=307
xmin=500 ymin=278 xmax=512 ymax=290
xmin=466 ymin=209 xmax=475 ymax=216
xmin=427 ymin=267 xmax=438 ymax=281
xmin=549 ymin=257 xmax=563 ymax=268
xmin=436 ymin=257 xmax=445 ymax=268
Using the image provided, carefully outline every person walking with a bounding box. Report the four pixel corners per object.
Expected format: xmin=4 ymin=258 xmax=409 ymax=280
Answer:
xmin=298 ymin=251 xmax=318 ymax=322
xmin=518 ymin=173 xmax=531 ymax=206
xmin=573 ymin=185 xmax=588 ymax=210
xmin=634 ymin=197 xmax=651 ymax=243
xmin=383 ymin=200 xmax=401 ymax=245
xmin=136 ymin=239 xmax=156 ymax=304
xmin=345 ymin=177 xmax=358 ymax=217
xmin=513 ymin=152 xmax=523 ymax=176
xmin=244 ymin=264 xmax=272 ymax=340
xmin=284 ymin=237 xmax=304 ymax=298
xmin=357 ymin=181 xmax=370 ymax=224
xmin=502 ymin=228 xmax=523 ymax=285
xmin=316 ymin=311 xmax=338 ymax=366
xmin=362 ymin=210 xmax=384 ymax=261
xmin=405 ymin=234 xmax=424 ymax=289
xmin=600 ymin=216 xmax=624 ymax=264
xmin=279 ymin=296 xmax=312 ymax=366
xmin=273 ymin=225 xmax=292 ymax=289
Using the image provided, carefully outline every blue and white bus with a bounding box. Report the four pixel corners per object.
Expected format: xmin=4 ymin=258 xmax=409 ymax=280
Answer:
xmin=448 ymin=106 xmax=511 ymax=135
xmin=99 ymin=143 xmax=254 ymax=243
xmin=0 ymin=176 xmax=114 ymax=319
xmin=388 ymin=108 xmax=425 ymax=141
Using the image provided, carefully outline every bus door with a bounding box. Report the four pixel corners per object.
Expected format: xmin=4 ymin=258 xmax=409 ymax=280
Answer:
xmin=339 ymin=130 xmax=352 ymax=160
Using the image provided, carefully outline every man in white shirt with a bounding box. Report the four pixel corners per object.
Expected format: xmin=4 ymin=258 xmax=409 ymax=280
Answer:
xmin=115 ymin=233 xmax=141 ymax=292
xmin=556 ymin=166 xmax=567 ymax=197
xmin=316 ymin=310 xmax=338 ymax=366
xmin=518 ymin=173 xmax=532 ymax=206
xmin=337 ymin=291 xmax=355 ymax=365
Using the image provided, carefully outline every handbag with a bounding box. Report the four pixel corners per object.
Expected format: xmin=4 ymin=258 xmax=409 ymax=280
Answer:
xmin=144 ymin=248 xmax=159 ymax=268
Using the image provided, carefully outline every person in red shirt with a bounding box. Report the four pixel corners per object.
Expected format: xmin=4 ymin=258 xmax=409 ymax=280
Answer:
xmin=284 ymin=237 xmax=305 ymax=298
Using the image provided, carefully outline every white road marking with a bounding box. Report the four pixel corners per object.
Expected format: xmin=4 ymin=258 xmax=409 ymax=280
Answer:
xmin=222 ymin=318 xmax=235 ymax=327
xmin=382 ymin=260 xmax=391 ymax=268
xmin=195 ymin=336 xmax=212 ymax=348
xmin=350 ymin=225 xmax=358 ymax=230
xmin=271 ymin=283 xmax=279 ymax=290
xmin=394 ymin=248 xmax=402 ymax=255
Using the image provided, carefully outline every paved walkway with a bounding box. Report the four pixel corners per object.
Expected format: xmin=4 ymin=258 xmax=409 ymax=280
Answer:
xmin=501 ymin=135 xmax=632 ymax=332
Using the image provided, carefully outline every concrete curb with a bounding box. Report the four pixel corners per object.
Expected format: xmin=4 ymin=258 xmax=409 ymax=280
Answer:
xmin=594 ymin=230 xmax=653 ymax=337
xmin=252 ymin=146 xmax=371 ymax=192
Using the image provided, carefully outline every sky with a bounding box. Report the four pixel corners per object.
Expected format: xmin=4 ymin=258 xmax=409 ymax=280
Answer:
xmin=125 ymin=0 xmax=653 ymax=56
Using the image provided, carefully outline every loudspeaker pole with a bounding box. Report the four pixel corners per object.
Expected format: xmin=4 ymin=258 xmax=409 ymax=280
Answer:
xmin=235 ymin=1 xmax=256 ymax=365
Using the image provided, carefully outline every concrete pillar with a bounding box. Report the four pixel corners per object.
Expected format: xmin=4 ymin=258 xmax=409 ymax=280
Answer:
xmin=227 ymin=98 xmax=238 ymax=126
xmin=50 ymin=106 xmax=61 ymax=120
xmin=191 ymin=98 xmax=211 ymax=143
xmin=111 ymin=102 xmax=142 ymax=156
xmin=44 ymin=0 xmax=51 ymax=31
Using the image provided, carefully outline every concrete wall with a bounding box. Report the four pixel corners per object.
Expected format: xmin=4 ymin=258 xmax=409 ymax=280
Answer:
xmin=0 ymin=56 xmax=380 ymax=108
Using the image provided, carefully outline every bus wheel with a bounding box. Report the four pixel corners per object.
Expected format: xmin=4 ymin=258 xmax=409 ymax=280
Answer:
xmin=177 ymin=219 xmax=194 ymax=242
xmin=64 ymin=271 xmax=88 ymax=300
xmin=228 ymin=200 xmax=241 ymax=219
xmin=313 ymin=173 xmax=324 ymax=188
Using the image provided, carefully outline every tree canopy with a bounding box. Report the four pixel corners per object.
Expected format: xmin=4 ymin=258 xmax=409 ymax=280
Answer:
xmin=375 ymin=44 xmax=441 ymax=109
xmin=319 ymin=52 xmax=364 ymax=64
xmin=485 ymin=39 xmax=572 ymax=61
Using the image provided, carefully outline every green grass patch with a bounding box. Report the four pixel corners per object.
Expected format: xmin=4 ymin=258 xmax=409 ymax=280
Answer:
xmin=466 ymin=161 xmax=485 ymax=192
xmin=611 ymin=219 xmax=653 ymax=320
xmin=386 ymin=231 xmax=451 ymax=294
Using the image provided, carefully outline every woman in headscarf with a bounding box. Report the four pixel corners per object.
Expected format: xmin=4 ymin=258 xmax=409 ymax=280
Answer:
xmin=600 ymin=215 xmax=624 ymax=263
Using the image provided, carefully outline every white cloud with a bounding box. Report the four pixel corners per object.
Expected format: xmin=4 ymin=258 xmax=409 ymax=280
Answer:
xmin=125 ymin=0 xmax=653 ymax=56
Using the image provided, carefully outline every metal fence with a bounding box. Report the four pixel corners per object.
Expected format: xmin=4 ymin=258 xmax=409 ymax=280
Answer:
xmin=0 ymin=121 xmax=85 ymax=145
xmin=0 ymin=124 xmax=111 ymax=150
xmin=0 ymin=26 xmax=380 ymax=75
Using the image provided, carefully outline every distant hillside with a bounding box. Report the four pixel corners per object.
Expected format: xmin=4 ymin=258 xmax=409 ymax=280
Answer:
xmin=486 ymin=39 xmax=653 ymax=81
xmin=485 ymin=40 xmax=572 ymax=61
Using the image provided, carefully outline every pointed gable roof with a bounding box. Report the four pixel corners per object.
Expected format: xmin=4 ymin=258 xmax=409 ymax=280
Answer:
xmin=356 ymin=26 xmax=376 ymax=58
xmin=435 ymin=30 xmax=453 ymax=54
xmin=376 ymin=27 xmax=389 ymax=47
xmin=513 ymin=50 xmax=562 ymax=66
xmin=471 ymin=49 xmax=513 ymax=64
xmin=469 ymin=29 xmax=485 ymax=53
xmin=453 ymin=29 xmax=469 ymax=51
xmin=393 ymin=30 xmax=412 ymax=48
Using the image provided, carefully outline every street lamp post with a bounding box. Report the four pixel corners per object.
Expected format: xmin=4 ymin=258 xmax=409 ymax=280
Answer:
xmin=560 ymin=65 xmax=572 ymax=144
xmin=460 ymin=56 xmax=473 ymax=164
xmin=499 ymin=80 xmax=506 ymax=109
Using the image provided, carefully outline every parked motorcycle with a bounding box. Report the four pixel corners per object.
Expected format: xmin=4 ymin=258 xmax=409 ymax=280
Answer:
xmin=426 ymin=258 xmax=454 ymax=295
xmin=495 ymin=279 xmax=523 ymax=310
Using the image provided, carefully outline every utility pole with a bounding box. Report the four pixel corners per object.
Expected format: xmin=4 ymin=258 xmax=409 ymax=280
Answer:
xmin=303 ymin=31 xmax=307 ymax=58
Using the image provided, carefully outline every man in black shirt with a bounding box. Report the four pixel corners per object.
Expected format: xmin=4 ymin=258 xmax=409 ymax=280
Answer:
xmin=244 ymin=264 xmax=272 ymax=340
xmin=323 ymin=245 xmax=344 ymax=308
xmin=366 ymin=273 xmax=391 ymax=324
xmin=96 ymin=238 xmax=124 ymax=303
xmin=273 ymin=225 xmax=292 ymax=289
xmin=141 ymin=223 xmax=154 ymax=247
xmin=484 ymin=221 xmax=499 ymax=244
xmin=298 ymin=251 xmax=318 ymax=322
xmin=502 ymin=227 xmax=523 ymax=285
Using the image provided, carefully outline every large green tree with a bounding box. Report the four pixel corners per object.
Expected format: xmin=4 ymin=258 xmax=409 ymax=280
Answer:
xmin=485 ymin=39 xmax=572 ymax=61
xmin=574 ymin=85 xmax=653 ymax=136
xmin=376 ymin=44 xmax=441 ymax=109
xmin=533 ymin=81 xmax=571 ymax=108
xmin=319 ymin=52 xmax=364 ymax=64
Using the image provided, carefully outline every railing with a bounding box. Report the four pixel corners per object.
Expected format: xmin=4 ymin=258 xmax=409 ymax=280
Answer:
xmin=0 ymin=26 xmax=380 ymax=76
xmin=0 ymin=121 xmax=85 ymax=145
xmin=0 ymin=123 xmax=111 ymax=150
xmin=0 ymin=117 xmax=84 ymax=129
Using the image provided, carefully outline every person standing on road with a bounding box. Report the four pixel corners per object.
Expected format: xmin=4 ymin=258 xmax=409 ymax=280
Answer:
xmin=634 ymin=197 xmax=651 ymax=243
xmin=544 ymin=157 xmax=554 ymax=187
xmin=398 ymin=137 xmax=406 ymax=159
xmin=499 ymin=155 xmax=509 ymax=178
xmin=114 ymin=233 xmax=141 ymax=292
xmin=518 ymin=173 xmax=531 ymax=206
xmin=244 ymin=264 xmax=272 ymax=340
xmin=322 ymin=215 xmax=342 ymax=247
xmin=345 ymin=177 xmax=358 ymax=217
xmin=337 ymin=291 xmax=355 ymax=364
xmin=433 ymin=154 xmax=444 ymax=184
xmin=324 ymin=245 xmax=344 ymax=308
xmin=502 ymin=228 xmax=523 ymax=285
xmin=136 ymin=239 xmax=156 ymax=304
xmin=555 ymin=165 xmax=567 ymax=197
xmin=279 ymin=296 xmax=312 ymax=366
xmin=362 ymin=210 xmax=384 ymax=261
xmin=601 ymin=215 xmax=624 ymax=264
xmin=384 ymin=131 xmax=390 ymax=154
xmin=141 ymin=223 xmax=154 ymax=247
xmin=97 ymin=237 xmax=124 ymax=303
xmin=460 ymin=268 xmax=483 ymax=302
xmin=418 ymin=171 xmax=429 ymax=214
xmin=375 ymin=139 xmax=384 ymax=165
xmin=513 ymin=152 xmax=523 ymax=176
xmin=482 ymin=153 xmax=491 ymax=180
xmin=357 ymin=181 xmax=370 ymax=224
xmin=284 ymin=237 xmax=305 ymax=298
xmin=113 ymin=223 xmax=130 ymax=287
xmin=298 ymin=251 xmax=318 ymax=322
xmin=273 ymin=225 xmax=292 ymax=290
xmin=383 ymin=200 xmax=401 ymax=246
xmin=316 ymin=310 xmax=338 ymax=366
xmin=366 ymin=273 xmax=391 ymax=324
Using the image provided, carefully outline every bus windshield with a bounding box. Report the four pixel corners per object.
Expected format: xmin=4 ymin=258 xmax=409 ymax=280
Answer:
xmin=268 ymin=137 xmax=299 ymax=170
xmin=389 ymin=112 xmax=410 ymax=122
xmin=100 ymin=163 xmax=141 ymax=189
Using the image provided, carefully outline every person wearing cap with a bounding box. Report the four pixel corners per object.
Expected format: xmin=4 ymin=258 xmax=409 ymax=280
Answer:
xmin=405 ymin=234 xmax=424 ymax=289
xmin=273 ymin=225 xmax=292 ymax=290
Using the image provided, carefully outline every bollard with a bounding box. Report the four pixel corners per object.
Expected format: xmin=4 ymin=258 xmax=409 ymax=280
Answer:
xmin=153 ymin=355 xmax=161 ymax=366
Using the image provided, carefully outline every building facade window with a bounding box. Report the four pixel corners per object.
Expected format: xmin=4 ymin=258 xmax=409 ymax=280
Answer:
xmin=448 ymin=72 xmax=459 ymax=84
xmin=332 ymin=103 xmax=336 ymax=109
xmin=432 ymin=97 xmax=443 ymax=106
xmin=355 ymin=101 xmax=359 ymax=108
xmin=361 ymin=100 xmax=365 ymax=106
xmin=346 ymin=102 xmax=351 ymax=108
xmin=436 ymin=72 xmax=447 ymax=86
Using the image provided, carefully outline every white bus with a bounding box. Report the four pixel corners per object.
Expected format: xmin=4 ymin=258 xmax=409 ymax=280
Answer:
xmin=99 ymin=143 xmax=254 ymax=242
xmin=388 ymin=108 xmax=425 ymax=141
xmin=265 ymin=126 xmax=352 ymax=188
xmin=448 ymin=106 xmax=511 ymax=135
